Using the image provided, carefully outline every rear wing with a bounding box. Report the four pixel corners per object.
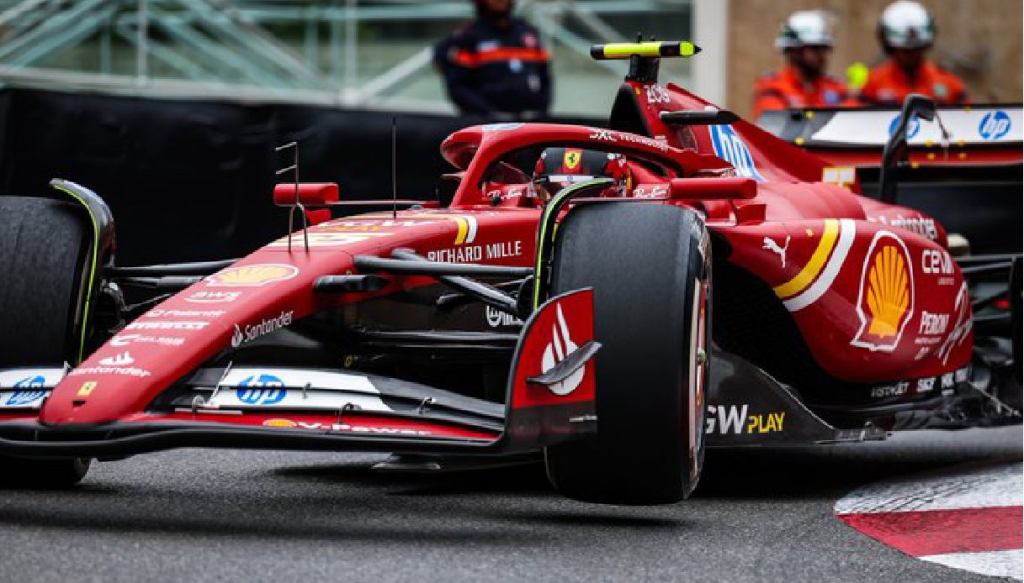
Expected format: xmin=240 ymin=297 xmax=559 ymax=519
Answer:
xmin=758 ymin=105 xmax=1023 ymax=167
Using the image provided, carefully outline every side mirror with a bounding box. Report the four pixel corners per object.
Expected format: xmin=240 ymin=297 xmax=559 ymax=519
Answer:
xmin=660 ymin=108 xmax=740 ymax=126
xmin=273 ymin=182 xmax=340 ymax=207
xmin=879 ymin=94 xmax=936 ymax=204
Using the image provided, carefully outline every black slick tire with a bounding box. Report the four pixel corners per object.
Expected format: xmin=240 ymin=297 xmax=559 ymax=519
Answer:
xmin=544 ymin=203 xmax=711 ymax=505
xmin=0 ymin=196 xmax=91 ymax=367
xmin=0 ymin=195 xmax=93 ymax=487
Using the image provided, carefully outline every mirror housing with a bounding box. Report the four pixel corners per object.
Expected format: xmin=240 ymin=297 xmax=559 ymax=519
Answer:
xmin=273 ymin=182 xmax=340 ymax=207
xmin=660 ymin=108 xmax=740 ymax=126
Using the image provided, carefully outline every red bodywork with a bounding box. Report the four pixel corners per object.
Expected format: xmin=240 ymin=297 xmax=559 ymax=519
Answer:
xmin=6 ymin=80 xmax=973 ymax=448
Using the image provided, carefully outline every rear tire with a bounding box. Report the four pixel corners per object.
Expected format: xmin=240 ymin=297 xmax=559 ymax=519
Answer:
xmin=544 ymin=204 xmax=711 ymax=504
xmin=0 ymin=195 xmax=94 ymax=486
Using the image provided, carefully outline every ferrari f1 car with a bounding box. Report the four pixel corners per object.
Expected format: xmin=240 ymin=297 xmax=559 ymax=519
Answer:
xmin=0 ymin=41 xmax=1019 ymax=505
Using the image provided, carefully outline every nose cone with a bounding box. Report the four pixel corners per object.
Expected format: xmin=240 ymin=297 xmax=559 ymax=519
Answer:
xmin=39 ymin=319 xmax=233 ymax=426
xmin=40 ymin=375 xmax=134 ymax=425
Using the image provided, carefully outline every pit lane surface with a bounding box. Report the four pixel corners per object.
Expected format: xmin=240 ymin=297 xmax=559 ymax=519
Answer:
xmin=0 ymin=427 xmax=1019 ymax=582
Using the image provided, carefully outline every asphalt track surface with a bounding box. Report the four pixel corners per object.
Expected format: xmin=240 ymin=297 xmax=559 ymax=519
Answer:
xmin=0 ymin=427 xmax=1019 ymax=582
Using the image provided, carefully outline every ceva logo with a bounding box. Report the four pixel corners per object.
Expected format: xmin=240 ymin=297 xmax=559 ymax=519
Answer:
xmin=979 ymin=110 xmax=1011 ymax=140
xmin=236 ymin=374 xmax=286 ymax=405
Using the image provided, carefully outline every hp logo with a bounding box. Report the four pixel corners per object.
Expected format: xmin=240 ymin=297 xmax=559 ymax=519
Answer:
xmin=979 ymin=111 xmax=1011 ymax=140
xmin=888 ymin=114 xmax=921 ymax=140
xmin=6 ymin=390 xmax=47 ymax=406
xmin=709 ymin=125 xmax=765 ymax=182
xmin=236 ymin=374 xmax=286 ymax=405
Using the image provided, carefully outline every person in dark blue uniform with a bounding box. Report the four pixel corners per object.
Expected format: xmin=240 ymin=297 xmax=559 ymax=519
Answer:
xmin=434 ymin=0 xmax=552 ymax=118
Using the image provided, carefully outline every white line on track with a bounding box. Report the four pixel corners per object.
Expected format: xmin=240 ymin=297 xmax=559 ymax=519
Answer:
xmin=835 ymin=461 xmax=1022 ymax=514
xmin=921 ymin=549 xmax=1024 ymax=579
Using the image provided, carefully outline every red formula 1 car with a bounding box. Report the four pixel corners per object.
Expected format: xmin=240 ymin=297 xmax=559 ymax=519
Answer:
xmin=0 ymin=41 xmax=1019 ymax=505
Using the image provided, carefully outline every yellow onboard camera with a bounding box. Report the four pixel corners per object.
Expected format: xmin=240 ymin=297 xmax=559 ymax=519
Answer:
xmin=590 ymin=41 xmax=701 ymax=61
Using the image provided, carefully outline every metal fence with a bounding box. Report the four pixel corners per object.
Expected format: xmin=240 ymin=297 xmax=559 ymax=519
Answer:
xmin=0 ymin=0 xmax=692 ymax=114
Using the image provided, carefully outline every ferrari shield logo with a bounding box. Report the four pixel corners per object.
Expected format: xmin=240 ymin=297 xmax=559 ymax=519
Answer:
xmin=563 ymin=149 xmax=582 ymax=170
xmin=76 ymin=381 xmax=98 ymax=397
xmin=851 ymin=231 xmax=914 ymax=352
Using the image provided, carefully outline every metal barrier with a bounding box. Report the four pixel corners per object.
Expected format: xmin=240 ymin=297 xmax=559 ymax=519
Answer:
xmin=0 ymin=0 xmax=693 ymax=115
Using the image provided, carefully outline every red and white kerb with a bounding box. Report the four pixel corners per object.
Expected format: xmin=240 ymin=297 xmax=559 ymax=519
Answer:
xmin=835 ymin=462 xmax=1023 ymax=580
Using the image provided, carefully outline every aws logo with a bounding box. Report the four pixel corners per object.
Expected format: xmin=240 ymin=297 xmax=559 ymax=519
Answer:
xmin=851 ymin=231 xmax=915 ymax=352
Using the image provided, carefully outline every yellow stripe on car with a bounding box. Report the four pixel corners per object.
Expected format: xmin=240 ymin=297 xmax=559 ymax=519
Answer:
xmin=344 ymin=213 xmax=477 ymax=246
xmin=773 ymin=219 xmax=839 ymax=299
xmin=452 ymin=217 xmax=470 ymax=245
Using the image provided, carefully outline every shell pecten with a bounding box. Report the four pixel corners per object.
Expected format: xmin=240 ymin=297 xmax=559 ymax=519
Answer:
xmin=865 ymin=245 xmax=910 ymax=338
xmin=207 ymin=263 xmax=299 ymax=287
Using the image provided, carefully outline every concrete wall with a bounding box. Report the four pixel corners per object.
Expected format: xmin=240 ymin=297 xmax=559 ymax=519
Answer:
xmin=726 ymin=0 xmax=1023 ymax=117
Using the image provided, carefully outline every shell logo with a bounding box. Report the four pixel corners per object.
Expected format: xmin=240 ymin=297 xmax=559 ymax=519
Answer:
xmin=851 ymin=232 xmax=915 ymax=352
xmin=262 ymin=418 xmax=298 ymax=428
xmin=206 ymin=264 xmax=299 ymax=288
xmin=865 ymin=246 xmax=910 ymax=337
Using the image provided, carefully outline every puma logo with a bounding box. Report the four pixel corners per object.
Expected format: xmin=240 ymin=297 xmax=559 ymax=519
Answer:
xmin=762 ymin=235 xmax=790 ymax=268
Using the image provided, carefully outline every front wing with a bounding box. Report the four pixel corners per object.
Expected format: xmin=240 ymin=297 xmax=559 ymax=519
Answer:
xmin=0 ymin=290 xmax=599 ymax=458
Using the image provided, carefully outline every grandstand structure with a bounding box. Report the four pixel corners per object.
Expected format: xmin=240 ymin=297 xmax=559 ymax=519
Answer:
xmin=0 ymin=0 xmax=695 ymax=115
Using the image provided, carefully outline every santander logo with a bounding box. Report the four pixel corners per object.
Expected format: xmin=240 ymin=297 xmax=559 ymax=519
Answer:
xmin=231 ymin=324 xmax=244 ymax=348
xmin=540 ymin=305 xmax=584 ymax=396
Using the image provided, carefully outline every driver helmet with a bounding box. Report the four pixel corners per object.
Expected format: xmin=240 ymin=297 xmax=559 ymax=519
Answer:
xmin=775 ymin=10 xmax=834 ymax=50
xmin=878 ymin=1 xmax=935 ymax=49
xmin=532 ymin=147 xmax=631 ymax=199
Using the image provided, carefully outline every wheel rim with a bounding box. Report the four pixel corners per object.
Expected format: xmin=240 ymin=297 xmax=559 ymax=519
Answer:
xmin=687 ymin=275 xmax=710 ymax=482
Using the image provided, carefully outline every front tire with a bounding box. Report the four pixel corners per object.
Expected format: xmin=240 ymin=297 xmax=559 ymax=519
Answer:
xmin=0 ymin=195 xmax=94 ymax=486
xmin=0 ymin=456 xmax=91 ymax=488
xmin=544 ymin=203 xmax=711 ymax=504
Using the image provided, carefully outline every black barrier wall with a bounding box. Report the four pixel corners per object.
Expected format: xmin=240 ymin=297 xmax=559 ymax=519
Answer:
xmin=3 ymin=88 xmax=1017 ymax=264
xmin=0 ymin=88 xmax=597 ymax=265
